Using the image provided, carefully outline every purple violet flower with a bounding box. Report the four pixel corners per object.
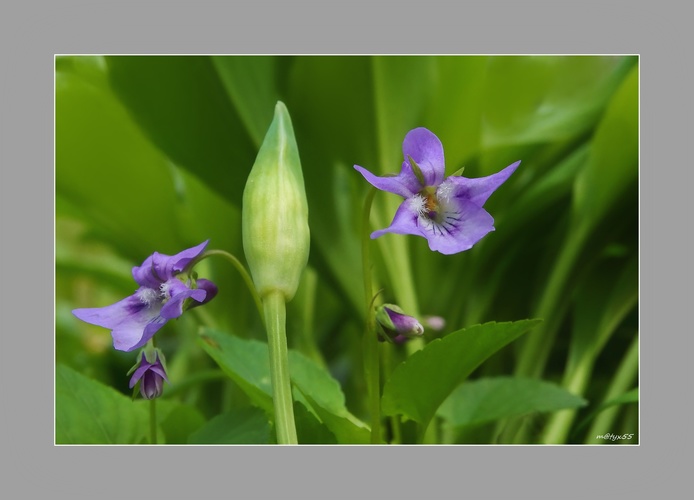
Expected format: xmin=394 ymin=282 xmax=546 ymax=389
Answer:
xmin=72 ymin=240 xmax=218 ymax=352
xmin=354 ymin=127 xmax=520 ymax=255
xmin=129 ymin=350 xmax=169 ymax=400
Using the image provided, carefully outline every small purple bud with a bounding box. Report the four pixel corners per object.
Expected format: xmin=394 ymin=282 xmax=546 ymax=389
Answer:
xmin=129 ymin=350 xmax=169 ymax=400
xmin=375 ymin=304 xmax=424 ymax=344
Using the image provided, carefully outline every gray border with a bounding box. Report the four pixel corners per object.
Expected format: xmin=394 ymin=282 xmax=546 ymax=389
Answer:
xmin=1 ymin=0 xmax=684 ymax=498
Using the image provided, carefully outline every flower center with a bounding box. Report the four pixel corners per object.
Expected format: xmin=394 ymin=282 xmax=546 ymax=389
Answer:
xmin=408 ymin=183 xmax=462 ymax=236
xmin=137 ymin=287 xmax=160 ymax=307
xmin=417 ymin=186 xmax=441 ymax=220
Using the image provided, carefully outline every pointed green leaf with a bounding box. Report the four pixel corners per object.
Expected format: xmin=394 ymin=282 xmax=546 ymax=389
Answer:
xmin=56 ymin=364 xmax=149 ymax=444
xmin=482 ymin=56 xmax=634 ymax=148
xmin=438 ymin=376 xmax=587 ymax=428
xmin=576 ymin=387 xmax=639 ymax=435
xmin=573 ymin=64 xmax=638 ymax=229
xmin=211 ymin=56 xmax=280 ymax=147
xmin=56 ymin=63 xmax=181 ymax=258
xmin=188 ymin=407 xmax=272 ymax=444
xmin=293 ymin=401 xmax=338 ymax=444
xmin=105 ymin=56 xmax=257 ymax=205
xmin=155 ymin=402 xmax=207 ymax=444
xmin=198 ymin=328 xmax=369 ymax=443
xmin=382 ymin=319 xmax=541 ymax=425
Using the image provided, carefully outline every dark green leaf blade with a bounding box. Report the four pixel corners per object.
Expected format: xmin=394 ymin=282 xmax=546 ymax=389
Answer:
xmin=381 ymin=320 xmax=541 ymax=425
xmin=198 ymin=328 xmax=369 ymax=443
xmin=56 ymin=364 xmax=149 ymax=444
xmin=211 ymin=56 xmax=280 ymax=148
xmin=188 ymin=408 xmax=272 ymax=444
xmin=438 ymin=376 xmax=587 ymax=428
xmin=105 ymin=56 xmax=258 ymax=205
xmin=56 ymin=65 xmax=182 ymax=258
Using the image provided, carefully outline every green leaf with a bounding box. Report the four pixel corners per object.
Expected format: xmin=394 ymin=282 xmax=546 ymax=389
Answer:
xmin=188 ymin=407 xmax=272 ymax=444
xmin=481 ymin=56 xmax=634 ymax=149
xmin=56 ymin=364 xmax=149 ymax=444
xmin=293 ymin=401 xmax=338 ymax=444
xmin=198 ymin=328 xmax=369 ymax=443
xmin=576 ymin=387 xmax=639 ymax=434
xmin=381 ymin=319 xmax=541 ymax=425
xmin=56 ymin=64 xmax=182 ymax=258
xmin=423 ymin=56 xmax=489 ymax=169
xmin=298 ymin=391 xmax=370 ymax=445
xmin=198 ymin=329 xmax=274 ymax=413
xmin=105 ymin=56 xmax=257 ymax=205
xmin=156 ymin=402 xmax=207 ymax=444
xmin=211 ymin=56 xmax=280 ymax=147
xmin=437 ymin=377 xmax=587 ymax=428
xmin=573 ymin=64 xmax=638 ymax=230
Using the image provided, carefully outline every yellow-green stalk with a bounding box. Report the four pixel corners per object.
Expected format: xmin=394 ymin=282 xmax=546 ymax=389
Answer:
xmin=242 ymin=101 xmax=310 ymax=444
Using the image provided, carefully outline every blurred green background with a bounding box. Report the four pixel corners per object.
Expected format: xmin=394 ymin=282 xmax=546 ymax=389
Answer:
xmin=55 ymin=55 xmax=638 ymax=444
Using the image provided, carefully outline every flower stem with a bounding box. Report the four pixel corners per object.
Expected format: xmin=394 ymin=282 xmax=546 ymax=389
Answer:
xmin=263 ymin=290 xmax=298 ymax=444
xmin=381 ymin=346 xmax=401 ymax=444
xmin=361 ymin=188 xmax=382 ymax=444
xmin=147 ymin=336 xmax=158 ymax=444
xmin=196 ymin=249 xmax=264 ymax=322
xmin=149 ymin=398 xmax=157 ymax=444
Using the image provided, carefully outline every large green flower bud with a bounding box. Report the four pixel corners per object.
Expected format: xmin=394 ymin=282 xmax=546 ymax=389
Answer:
xmin=242 ymin=101 xmax=310 ymax=301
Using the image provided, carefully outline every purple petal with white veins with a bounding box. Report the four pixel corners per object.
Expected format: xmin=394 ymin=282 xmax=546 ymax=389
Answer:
xmin=72 ymin=294 xmax=149 ymax=330
xmin=424 ymin=199 xmax=496 ymax=255
xmin=448 ymin=161 xmax=520 ymax=207
xmin=160 ymin=283 xmax=207 ymax=320
xmin=402 ymin=128 xmax=446 ymax=187
xmin=371 ymin=200 xmax=421 ymax=239
xmin=353 ymin=165 xmax=418 ymax=198
xmin=111 ymin=307 xmax=167 ymax=352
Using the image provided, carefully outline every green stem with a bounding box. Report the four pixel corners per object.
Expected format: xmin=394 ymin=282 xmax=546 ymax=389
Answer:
xmin=361 ymin=188 xmax=381 ymax=444
xmin=381 ymin=346 xmax=401 ymax=444
xmin=585 ymin=334 xmax=639 ymax=443
xmin=515 ymin=223 xmax=589 ymax=377
xmin=193 ymin=249 xmax=264 ymax=322
xmin=149 ymin=398 xmax=157 ymax=444
xmin=263 ymin=291 xmax=298 ymax=444
xmin=145 ymin=336 xmax=159 ymax=444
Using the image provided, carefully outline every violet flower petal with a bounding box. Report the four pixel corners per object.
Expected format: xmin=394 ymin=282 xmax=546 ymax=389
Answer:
xmin=111 ymin=309 xmax=167 ymax=352
xmin=131 ymin=240 xmax=209 ymax=287
xmin=385 ymin=307 xmax=424 ymax=337
xmin=423 ymin=199 xmax=495 ymax=255
xmin=160 ymin=280 xmax=207 ymax=320
xmin=401 ymin=127 xmax=446 ymax=187
xmin=353 ymin=165 xmax=418 ymax=198
xmin=447 ymin=161 xmax=521 ymax=207
xmin=190 ymin=279 xmax=218 ymax=308
xmin=371 ymin=200 xmax=421 ymax=239
xmin=72 ymin=294 xmax=149 ymax=330
xmin=129 ymin=362 xmax=152 ymax=388
xmin=149 ymin=365 xmax=169 ymax=380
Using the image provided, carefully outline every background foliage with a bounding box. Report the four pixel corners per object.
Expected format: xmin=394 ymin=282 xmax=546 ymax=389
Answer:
xmin=55 ymin=55 xmax=638 ymax=444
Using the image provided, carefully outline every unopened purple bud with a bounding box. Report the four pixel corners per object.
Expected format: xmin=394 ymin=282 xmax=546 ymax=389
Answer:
xmin=129 ymin=350 xmax=169 ymax=400
xmin=375 ymin=304 xmax=424 ymax=343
